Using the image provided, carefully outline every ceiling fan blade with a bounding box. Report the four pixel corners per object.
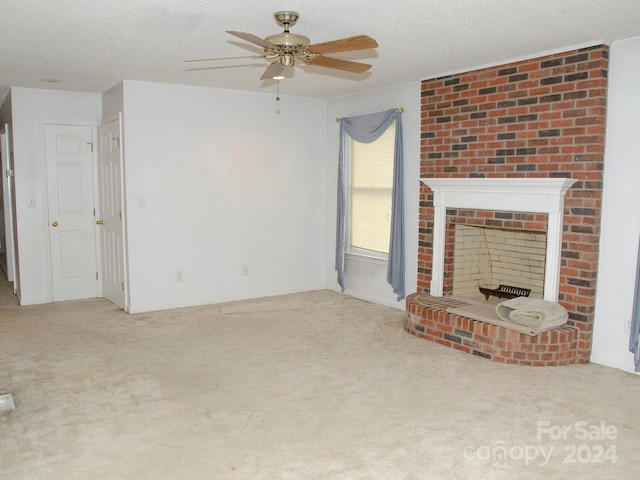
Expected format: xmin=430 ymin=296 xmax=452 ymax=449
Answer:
xmin=185 ymin=55 xmax=264 ymax=63
xmin=260 ymin=62 xmax=286 ymax=80
xmin=308 ymin=56 xmax=372 ymax=74
xmin=227 ymin=30 xmax=277 ymax=50
xmin=307 ymin=35 xmax=378 ymax=55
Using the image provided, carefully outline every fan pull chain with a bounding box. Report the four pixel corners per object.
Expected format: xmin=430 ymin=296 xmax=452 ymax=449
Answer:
xmin=276 ymin=79 xmax=280 ymax=102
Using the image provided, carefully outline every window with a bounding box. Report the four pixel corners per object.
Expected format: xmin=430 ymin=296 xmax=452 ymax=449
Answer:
xmin=349 ymin=120 xmax=396 ymax=257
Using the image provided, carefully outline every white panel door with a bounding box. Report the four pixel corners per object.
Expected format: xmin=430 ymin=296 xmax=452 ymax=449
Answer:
xmin=1 ymin=124 xmax=18 ymax=288
xmin=98 ymin=116 xmax=127 ymax=309
xmin=45 ymin=124 xmax=99 ymax=301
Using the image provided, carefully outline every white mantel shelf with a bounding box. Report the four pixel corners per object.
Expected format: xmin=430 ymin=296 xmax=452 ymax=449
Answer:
xmin=421 ymin=177 xmax=577 ymax=213
xmin=420 ymin=177 xmax=578 ymax=301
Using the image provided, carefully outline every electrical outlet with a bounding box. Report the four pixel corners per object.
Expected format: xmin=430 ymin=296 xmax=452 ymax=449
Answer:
xmin=176 ymin=271 xmax=183 ymax=282
xmin=242 ymin=265 xmax=249 ymax=276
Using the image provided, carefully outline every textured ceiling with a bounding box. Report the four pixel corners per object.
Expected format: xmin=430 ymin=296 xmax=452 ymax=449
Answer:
xmin=1 ymin=0 xmax=639 ymax=102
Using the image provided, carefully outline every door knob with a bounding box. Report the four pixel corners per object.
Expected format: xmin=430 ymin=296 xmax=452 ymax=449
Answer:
xmin=51 ymin=221 xmax=58 ymax=227
xmin=96 ymin=220 xmax=104 ymax=225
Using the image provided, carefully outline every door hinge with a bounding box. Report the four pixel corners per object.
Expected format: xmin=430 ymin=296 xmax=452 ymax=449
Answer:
xmin=119 ymin=210 xmax=122 ymax=220
xmin=5 ymin=169 xmax=14 ymax=177
xmin=96 ymin=272 xmax=99 ymax=280
xmin=87 ymin=141 xmax=94 ymax=152
xmin=114 ymin=136 xmax=120 ymax=149
xmin=121 ymin=281 xmax=125 ymax=291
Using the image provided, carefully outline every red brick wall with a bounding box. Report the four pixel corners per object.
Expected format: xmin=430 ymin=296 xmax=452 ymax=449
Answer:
xmin=418 ymin=45 xmax=609 ymax=362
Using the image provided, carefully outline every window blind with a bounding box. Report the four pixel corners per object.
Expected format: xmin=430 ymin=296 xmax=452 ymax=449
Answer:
xmin=350 ymin=121 xmax=395 ymax=254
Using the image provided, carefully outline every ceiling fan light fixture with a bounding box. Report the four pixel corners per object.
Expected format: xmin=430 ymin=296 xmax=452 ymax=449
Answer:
xmin=279 ymin=54 xmax=295 ymax=67
xmin=273 ymin=75 xmax=286 ymax=80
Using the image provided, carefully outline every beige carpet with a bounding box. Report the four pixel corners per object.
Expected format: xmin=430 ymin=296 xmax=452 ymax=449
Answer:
xmin=1 ymin=278 xmax=639 ymax=479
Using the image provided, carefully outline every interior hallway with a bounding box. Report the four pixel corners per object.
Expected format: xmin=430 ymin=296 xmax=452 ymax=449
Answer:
xmin=1 ymin=278 xmax=639 ymax=479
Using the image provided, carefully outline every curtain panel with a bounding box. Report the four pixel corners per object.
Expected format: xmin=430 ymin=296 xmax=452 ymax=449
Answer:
xmin=335 ymin=108 xmax=405 ymax=300
xmin=629 ymin=236 xmax=640 ymax=372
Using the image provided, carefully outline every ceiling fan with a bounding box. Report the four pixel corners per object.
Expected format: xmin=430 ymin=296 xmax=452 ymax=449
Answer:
xmin=186 ymin=11 xmax=378 ymax=80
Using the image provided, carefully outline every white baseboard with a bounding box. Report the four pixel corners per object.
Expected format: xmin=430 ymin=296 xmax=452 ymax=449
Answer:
xmin=590 ymin=353 xmax=639 ymax=374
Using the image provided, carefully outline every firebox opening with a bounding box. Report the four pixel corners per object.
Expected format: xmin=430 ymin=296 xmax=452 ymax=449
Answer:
xmin=452 ymin=224 xmax=546 ymax=300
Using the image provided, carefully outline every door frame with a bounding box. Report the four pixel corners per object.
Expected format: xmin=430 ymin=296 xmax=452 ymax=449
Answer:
xmin=40 ymin=116 xmax=103 ymax=302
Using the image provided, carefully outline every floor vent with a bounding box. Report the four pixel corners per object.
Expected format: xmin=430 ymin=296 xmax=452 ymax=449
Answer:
xmin=0 ymin=393 xmax=16 ymax=412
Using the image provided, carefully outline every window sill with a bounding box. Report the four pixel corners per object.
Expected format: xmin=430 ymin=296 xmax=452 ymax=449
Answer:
xmin=346 ymin=251 xmax=388 ymax=266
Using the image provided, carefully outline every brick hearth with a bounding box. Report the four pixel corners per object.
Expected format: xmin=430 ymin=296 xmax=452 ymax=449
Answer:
xmin=408 ymin=45 xmax=608 ymax=364
xmin=406 ymin=293 xmax=579 ymax=366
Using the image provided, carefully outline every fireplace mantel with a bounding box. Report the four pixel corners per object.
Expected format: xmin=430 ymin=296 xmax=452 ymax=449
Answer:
xmin=421 ymin=177 xmax=577 ymax=301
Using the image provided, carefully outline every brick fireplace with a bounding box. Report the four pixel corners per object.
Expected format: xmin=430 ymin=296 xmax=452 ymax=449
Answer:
xmin=406 ymin=45 xmax=608 ymax=365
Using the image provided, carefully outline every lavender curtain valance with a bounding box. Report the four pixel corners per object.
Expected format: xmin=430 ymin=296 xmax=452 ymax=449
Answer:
xmin=335 ymin=108 xmax=405 ymax=300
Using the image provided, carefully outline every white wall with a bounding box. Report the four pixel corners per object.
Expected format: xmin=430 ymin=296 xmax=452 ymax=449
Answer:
xmin=102 ymin=82 xmax=123 ymax=121
xmin=1 ymin=88 xmax=101 ymax=304
xmin=325 ymin=82 xmax=421 ymax=308
xmin=591 ymin=36 xmax=640 ymax=373
xmin=114 ymin=81 xmax=327 ymax=312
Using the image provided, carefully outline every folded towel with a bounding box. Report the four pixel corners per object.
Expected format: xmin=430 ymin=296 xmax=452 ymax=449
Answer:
xmin=496 ymin=297 xmax=568 ymax=331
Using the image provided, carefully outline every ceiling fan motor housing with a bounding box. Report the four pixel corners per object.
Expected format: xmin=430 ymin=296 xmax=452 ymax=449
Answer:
xmin=265 ymin=32 xmax=310 ymax=50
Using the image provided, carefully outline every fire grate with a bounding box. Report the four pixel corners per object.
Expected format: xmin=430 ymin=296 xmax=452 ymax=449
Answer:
xmin=479 ymin=285 xmax=531 ymax=301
